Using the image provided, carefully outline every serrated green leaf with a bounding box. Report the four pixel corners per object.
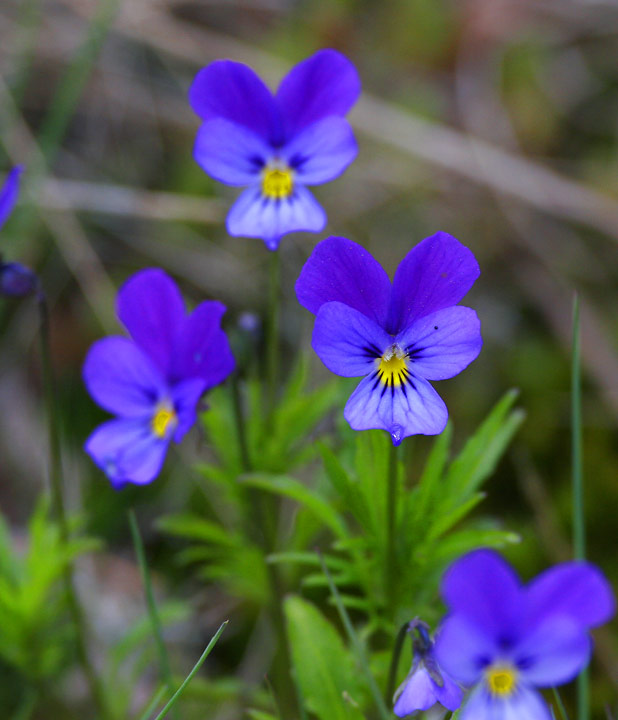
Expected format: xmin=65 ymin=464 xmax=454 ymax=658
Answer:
xmin=284 ymin=596 xmax=365 ymax=720
xmin=241 ymin=474 xmax=348 ymax=540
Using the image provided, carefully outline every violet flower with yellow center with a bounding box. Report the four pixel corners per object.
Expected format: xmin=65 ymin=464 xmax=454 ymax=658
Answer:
xmin=83 ymin=268 xmax=235 ymax=488
xmin=295 ymin=232 xmax=482 ymax=444
xmin=434 ymin=550 xmax=615 ymax=720
xmin=189 ymin=49 xmax=360 ymax=250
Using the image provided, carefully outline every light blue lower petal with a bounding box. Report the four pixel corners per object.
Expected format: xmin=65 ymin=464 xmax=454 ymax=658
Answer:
xmin=226 ymin=184 xmax=326 ymax=248
xmin=394 ymin=666 xmax=439 ymax=716
xmin=461 ymin=684 xmax=552 ymax=720
xmin=344 ymin=370 xmax=448 ymax=444
xmin=85 ymin=417 xmax=169 ymax=487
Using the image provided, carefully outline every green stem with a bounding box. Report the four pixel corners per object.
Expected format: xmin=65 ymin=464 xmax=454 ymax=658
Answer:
xmin=571 ymin=295 xmax=588 ymax=720
xmin=317 ymin=552 xmax=390 ymax=720
xmin=153 ymin=622 xmax=228 ymax=720
xmin=265 ymin=250 xmax=281 ymax=417
xmin=386 ymin=622 xmax=409 ymax=706
xmin=38 ymin=295 xmax=110 ymax=719
xmin=230 ymin=375 xmax=251 ymax=472
xmin=128 ymin=509 xmax=175 ymax=706
xmin=386 ymin=441 xmax=399 ymax=608
xmin=571 ymin=295 xmax=585 ymax=560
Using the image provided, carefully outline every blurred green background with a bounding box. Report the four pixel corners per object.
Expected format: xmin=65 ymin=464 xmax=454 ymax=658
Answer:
xmin=0 ymin=0 xmax=617 ymax=717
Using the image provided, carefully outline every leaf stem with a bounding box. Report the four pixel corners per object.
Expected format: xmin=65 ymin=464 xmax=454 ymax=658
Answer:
xmin=152 ymin=621 xmax=228 ymax=720
xmin=128 ymin=509 xmax=175 ymax=709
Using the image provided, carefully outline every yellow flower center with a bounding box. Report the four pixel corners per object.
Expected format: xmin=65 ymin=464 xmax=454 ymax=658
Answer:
xmin=486 ymin=665 xmax=517 ymax=697
xmin=152 ymin=405 xmax=177 ymax=439
xmin=262 ymin=166 xmax=294 ymax=199
xmin=377 ymin=344 xmax=408 ymax=387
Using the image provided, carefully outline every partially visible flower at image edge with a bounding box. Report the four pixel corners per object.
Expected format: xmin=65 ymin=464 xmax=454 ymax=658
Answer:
xmin=434 ymin=549 xmax=615 ymax=720
xmin=0 ymin=166 xmax=39 ymax=298
xmin=295 ymin=232 xmax=482 ymax=445
xmin=189 ymin=49 xmax=360 ymax=250
xmin=83 ymin=268 xmax=235 ymax=488
xmin=394 ymin=621 xmax=463 ymax=717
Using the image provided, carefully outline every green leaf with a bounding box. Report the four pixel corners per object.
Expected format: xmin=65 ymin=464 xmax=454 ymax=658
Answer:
xmin=241 ymin=474 xmax=348 ymax=540
xmin=284 ymin=596 xmax=365 ymax=720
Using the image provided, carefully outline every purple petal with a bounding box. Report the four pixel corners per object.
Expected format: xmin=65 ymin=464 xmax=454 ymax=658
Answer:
xmin=189 ymin=60 xmax=280 ymax=144
xmin=194 ymin=118 xmax=271 ymax=186
xmin=434 ymin=614 xmax=498 ymax=686
xmin=396 ymin=306 xmax=482 ymax=380
xmin=515 ymin=615 xmax=590 ymax=687
xmin=524 ymin=562 xmax=615 ymax=631
xmin=312 ymin=301 xmax=391 ymax=377
xmin=83 ymin=337 xmax=165 ymax=417
xmin=440 ymin=550 xmax=523 ymax=641
xmin=0 ymin=262 xmax=38 ymax=297
xmin=387 ymin=232 xmax=480 ymax=334
xmin=459 ymin=684 xmax=551 ymax=720
xmin=276 ymin=49 xmax=361 ymax=140
xmin=117 ymin=268 xmax=185 ymax=376
xmin=171 ymin=378 xmax=208 ymax=442
xmin=295 ymin=236 xmax=391 ymax=326
xmin=170 ymin=300 xmax=235 ymax=388
xmin=435 ymin=668 xmax=465 ymax=712
xmin=85 ymin=417 xmax=168 ymax=487
xmin=394 ymin=666 xmax=440 ymax=715
xmin=282 ymin=117 xmax=357 ymax=185
xmin=226 ymin=184 xmax=326 ymax=250
xmin=344 ymin=370 xmax=448 ymax=444
xmin=0 ymin=166 xmax=23 ymax=229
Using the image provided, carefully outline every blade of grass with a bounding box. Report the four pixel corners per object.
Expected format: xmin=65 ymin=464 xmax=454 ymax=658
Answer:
xmin=152 ymin=621 xmax=228 ymax=720
xmin=137 ymin=687 xmax=167 ymax=720
xmin=128 ymin=509 xmax=175 ymax=709
xmin=571 ymin=295 xmax=588 ymax=720
xmin=552 ymin=687 xmax=570 ymax=720
xmin=316 ymin=551 xmax=390 ymax=720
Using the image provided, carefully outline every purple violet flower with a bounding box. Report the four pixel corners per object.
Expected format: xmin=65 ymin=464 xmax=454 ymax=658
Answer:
xmin=0 ymin=166 xmax=22 ymax=229
xmin=0 ymin=166 xmax=39 ymax=298
xmin=83 ymin=268 xmax=235 ymax=488
xmin=394 ymin=623 xmax=463 ymax=717
xmin=295 ymin=233 xmax=482 ymax=445
xmin=434 ymin=549 xmax=615 ymax=720
xmin=189 ymin=49 xmax=360 ymax=250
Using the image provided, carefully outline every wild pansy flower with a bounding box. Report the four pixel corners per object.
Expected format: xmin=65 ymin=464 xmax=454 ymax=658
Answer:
xmin=0 ymin=166 xmax=38 ymax=298
xmin=295 ymin=233 xmax=482 ymax=445
xmin=189 ymin=49 xmax=360 ymax=250
xmin=434 ymin=549 xmax=615 ymax=720
xmin=394 ymin=621 xmax=463 ymax=717
xmin=83 ymin=268 xmax=235 ymax=488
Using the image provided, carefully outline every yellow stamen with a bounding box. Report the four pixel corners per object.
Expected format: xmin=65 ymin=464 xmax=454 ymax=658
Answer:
xmin=377 ymin=344 xmax=408 ymax=387
xmin=486 ymin=665 xmax=517 ymax=697
xmin=152 ymin=405 xmax=176 ymax=439
xmin=262 ymin=167 xmax=293 ymax=199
